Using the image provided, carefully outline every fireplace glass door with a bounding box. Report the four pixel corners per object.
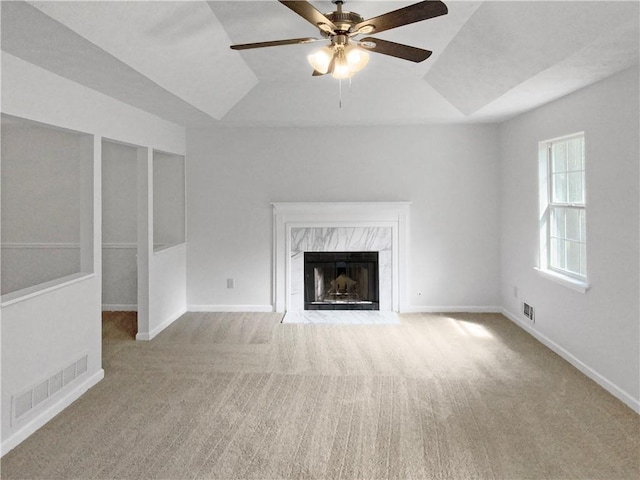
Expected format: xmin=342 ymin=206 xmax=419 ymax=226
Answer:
xmin=304 ymin=252 xmax=379 ymax=310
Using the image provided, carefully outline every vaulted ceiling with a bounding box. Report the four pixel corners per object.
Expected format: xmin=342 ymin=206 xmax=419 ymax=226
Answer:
xmin=2 ymin=1 xmax=639 ymax=127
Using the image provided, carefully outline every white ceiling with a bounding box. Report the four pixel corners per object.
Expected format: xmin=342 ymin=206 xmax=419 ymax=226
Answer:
xmin=2 ymin=1 xmax=639 ymax=127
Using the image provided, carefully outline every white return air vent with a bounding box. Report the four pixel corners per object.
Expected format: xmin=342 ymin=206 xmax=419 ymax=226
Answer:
xmin=523 ymin=302 xmax=535 ymax=322
xmin=11 ymin=354 xmax=88 ymax=425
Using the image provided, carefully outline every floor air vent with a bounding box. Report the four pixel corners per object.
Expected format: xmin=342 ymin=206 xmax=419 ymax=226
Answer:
xmin=11 ymin=354 xmax=88 ymax=425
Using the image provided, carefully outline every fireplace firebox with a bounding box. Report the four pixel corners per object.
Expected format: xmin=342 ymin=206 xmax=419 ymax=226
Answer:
xmin=304 ymin=252 xmax=379 ymax=310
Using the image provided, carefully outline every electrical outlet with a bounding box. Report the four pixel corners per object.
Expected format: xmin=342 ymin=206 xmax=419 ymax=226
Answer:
xmin=227 ymin=278 xmax=234 ymax=289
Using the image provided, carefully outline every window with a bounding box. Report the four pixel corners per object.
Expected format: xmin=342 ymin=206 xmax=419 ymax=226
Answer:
xmin=538 ymin=133 xmax=588 ymax=289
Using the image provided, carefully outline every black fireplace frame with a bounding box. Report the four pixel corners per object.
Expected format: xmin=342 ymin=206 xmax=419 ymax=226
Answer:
xmin=304 ymin=251 xmax=379 ymax=310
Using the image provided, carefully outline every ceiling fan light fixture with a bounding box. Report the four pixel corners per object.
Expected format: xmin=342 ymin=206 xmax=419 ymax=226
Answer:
xmin=307 ymin=46 xmax=334 ymax=74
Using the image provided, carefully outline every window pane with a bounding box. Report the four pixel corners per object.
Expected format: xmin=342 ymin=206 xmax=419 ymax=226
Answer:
xmin=580 ymin=243 xmax=587 ymax=277
xmin=566 ymin=241 xmax=581 ymax=274
xmin=566 ymin=208 xmax=580 ymax=242
xmin=552 ymin=173 xmax=567 ymax=203
xmin=568 ymin=172 xmax=584 ymax=204
xmin=550 ymin=237 xmax=565 ymax=270
xmin=579 ymin=209 xmax=586 ymax=243
xmin=551 ymin=207 xmax=565 ymax=238
xmin=550 ymin=237 xmax=558 ymax=267
xmin=552 ymin=142 xmax=567 ymax=172
xmin=567 ymin=137 xmax=584 ymax=172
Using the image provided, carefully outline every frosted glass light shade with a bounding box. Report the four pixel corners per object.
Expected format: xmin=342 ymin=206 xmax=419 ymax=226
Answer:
xmin=307 ymin=47 xmax=333 ymax=74
xmin=345 ymin=45 xmax=369 ymax=73
xmin=308 ymin=44 xmax=370 ymax=78
xmin=332 ymin=54 xmax=352 ymax=79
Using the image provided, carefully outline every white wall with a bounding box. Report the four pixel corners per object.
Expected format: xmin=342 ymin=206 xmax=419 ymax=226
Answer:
xmin=101 ymin=140 xmax=138 ymax=309
xmin=499 ymin=66 xmax=640 ymax=411
xmin=1 ymin=53 xmax=186 ymax=454
xmin=148 ymin=245 xmax=188 ymax=338
xmin=136 ymin=149 xmax=187 ymax=341
xmin=186 ymin=124 xmax=500 ymax=311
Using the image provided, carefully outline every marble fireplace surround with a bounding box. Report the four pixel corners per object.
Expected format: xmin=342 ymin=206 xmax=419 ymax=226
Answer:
xmin=272 ymin=202 xmax=410 ymax=313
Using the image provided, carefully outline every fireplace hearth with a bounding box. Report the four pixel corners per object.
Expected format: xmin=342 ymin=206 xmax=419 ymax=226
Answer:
xmin=304 ymin=252 xmax=379 ymax=310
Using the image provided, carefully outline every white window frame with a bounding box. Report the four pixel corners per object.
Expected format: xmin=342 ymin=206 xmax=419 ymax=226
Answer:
xmin=537 ymin=132 xmax=590 ymax=293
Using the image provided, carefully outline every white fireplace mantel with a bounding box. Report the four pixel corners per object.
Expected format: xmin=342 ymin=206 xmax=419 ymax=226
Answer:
xmin=272 ymin=202 xmax=410 ymax=313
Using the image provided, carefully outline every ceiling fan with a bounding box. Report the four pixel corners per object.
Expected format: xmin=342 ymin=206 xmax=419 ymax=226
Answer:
xmin=230 ymin=0 xmax=448 ymax=79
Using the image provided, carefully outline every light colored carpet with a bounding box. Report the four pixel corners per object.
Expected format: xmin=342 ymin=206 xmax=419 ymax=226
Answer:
xmin=1 ymin=311 xmax=638 ymax=479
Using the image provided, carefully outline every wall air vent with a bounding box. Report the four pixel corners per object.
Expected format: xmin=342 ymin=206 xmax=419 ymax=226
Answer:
xmin=523 ymin=302 xmax=535 ymax=322
xmin=11 ymin=354 xmax=89 ymax=425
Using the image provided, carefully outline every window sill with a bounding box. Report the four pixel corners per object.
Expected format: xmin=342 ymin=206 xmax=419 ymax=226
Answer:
xmin=534 ymin=267 xmax=590 ymax=294
xmin=153 ymin=242 xmax=187 ymax=255
xmin=1 ymin=273 xmax=95 ymax=307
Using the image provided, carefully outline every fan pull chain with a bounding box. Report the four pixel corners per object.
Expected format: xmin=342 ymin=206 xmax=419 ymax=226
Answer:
xmin=339 ymin=79 xmax=342 ymax=108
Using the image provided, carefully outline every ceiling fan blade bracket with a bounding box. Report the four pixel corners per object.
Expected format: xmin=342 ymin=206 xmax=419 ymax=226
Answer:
xmin=317 ymin=23 xmax=335 ymax=35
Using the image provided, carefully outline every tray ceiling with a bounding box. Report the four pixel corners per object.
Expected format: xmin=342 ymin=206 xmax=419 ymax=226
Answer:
xmin=2 ymin=1 xmax=638 ymax=127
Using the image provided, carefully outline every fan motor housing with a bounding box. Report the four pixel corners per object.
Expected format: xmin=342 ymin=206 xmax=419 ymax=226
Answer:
xmin=325 ymin=10 xmax=363 ymax=33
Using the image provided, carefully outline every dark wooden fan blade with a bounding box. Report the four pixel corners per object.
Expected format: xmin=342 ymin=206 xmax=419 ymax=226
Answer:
xmin=359 ymin=37 xmax=432 ymax=62
xmin=279 ymin=1 xmax=337 ymax=32
xmin=230 ymin=37 xmax=318 ymax=50
xmin=353 ymin=1 xmax=447 ymax=35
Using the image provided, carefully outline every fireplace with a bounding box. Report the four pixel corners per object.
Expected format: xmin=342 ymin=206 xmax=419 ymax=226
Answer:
xmin=304 ymin=252 xmax=379 ymax=310
xmin=272 ymin=202 xmax=409 ymax=312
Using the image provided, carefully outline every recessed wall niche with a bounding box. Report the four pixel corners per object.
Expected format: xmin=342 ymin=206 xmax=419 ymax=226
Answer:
xmin=1 ymin=115 xmax=94 ymax=298
xmin=153 ymin=151 xmax=185 ymax=251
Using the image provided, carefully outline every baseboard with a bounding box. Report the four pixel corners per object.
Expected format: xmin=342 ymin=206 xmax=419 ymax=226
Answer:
xmin=188 ymin=305 xmax=499 ymax=314
xmin=502 ymin=308 xmax=640 ymax=414
xmin=136 ymin=307 xmax=186 ymax=341
xmin=402 ymin=305 xmax=502 ymax=314
xmin=102 ymin=304 xmax=137 ymax=312
xmin=1 ymin=369 xmax=104 ymax=457
xmin=188 ymin=304 xmax=274 ymax=313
